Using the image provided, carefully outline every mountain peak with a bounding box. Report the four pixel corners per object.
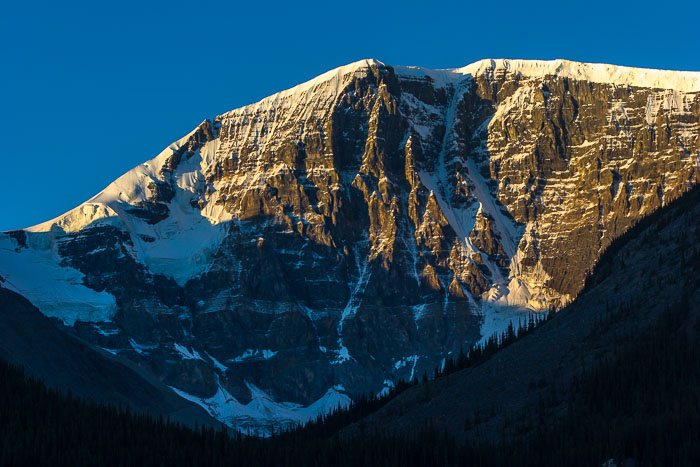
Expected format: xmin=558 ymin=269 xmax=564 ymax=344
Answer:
xmin=219 ymin=58 xmax=386 ymax=118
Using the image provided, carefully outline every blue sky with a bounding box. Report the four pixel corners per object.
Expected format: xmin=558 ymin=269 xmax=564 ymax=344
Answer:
xmin=1 ymin=0 xmax=698 ymax=231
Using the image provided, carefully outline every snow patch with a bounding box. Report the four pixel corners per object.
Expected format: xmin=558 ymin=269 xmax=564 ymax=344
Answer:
xmin=229 ymin=349 xmax=278 ymax=362
xmin=331 ymin=339 xmax=354 ymax=365
xmin=129 ymin=338 xmax=157 ymax=355
xmin=170 ymin=379 xmax=350 ymax=436
xmin=174 ymin=343 xmax=204 ymax=361
xmin=92 ymin=324 xmax=119 ymax=336
xmin=205 ymin=351 xmax=229 ymax=372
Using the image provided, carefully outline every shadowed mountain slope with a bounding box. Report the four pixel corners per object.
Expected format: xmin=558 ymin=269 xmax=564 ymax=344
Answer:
xmin=0 ymin=286 xmax=223 ymax=429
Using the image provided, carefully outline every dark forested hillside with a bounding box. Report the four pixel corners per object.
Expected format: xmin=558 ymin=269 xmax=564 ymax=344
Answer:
xmin=0 ymin=285 xmax=228 ymax=430
xmin=1 ymin=187 xmax=698 ymax=466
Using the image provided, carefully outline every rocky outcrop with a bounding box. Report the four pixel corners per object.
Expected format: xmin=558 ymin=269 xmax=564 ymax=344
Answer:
xmin=1 ymin=58 xmax=697 ymax=433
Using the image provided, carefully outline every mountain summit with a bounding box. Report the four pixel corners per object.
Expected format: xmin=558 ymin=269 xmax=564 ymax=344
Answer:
xmin=1 ymin=58 xmax=698 ymax=433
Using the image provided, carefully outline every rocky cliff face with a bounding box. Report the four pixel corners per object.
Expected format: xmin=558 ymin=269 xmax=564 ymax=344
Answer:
xmin=1 ymin=58 xmax=698 ymax=434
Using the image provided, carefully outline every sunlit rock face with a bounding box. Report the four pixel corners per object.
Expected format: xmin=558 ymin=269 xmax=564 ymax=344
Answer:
xmin=1 ymin=59 xmax=697 ymax=433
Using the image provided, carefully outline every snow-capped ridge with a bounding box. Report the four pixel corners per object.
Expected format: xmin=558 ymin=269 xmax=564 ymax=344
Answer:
xmin=24 ymin=125 xmax=201 ymax=234
xmin=453 ymin=58 xmax=700 ymax=92
xmin=218 ymin=58 xmax=384 ymax=119
xmin=393 ymin=59 xmax=700 ymax=92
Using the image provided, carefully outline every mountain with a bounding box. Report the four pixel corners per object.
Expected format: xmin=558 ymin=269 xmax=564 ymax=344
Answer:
xmin=1 ymin=58 xmax=698 ymax=432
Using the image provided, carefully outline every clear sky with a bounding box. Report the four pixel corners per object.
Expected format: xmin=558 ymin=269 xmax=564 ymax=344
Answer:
xmin=1 ymin=0 xmax=698 ymax=231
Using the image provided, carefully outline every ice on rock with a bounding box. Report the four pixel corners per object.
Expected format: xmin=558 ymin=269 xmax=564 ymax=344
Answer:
xmin=0 ymin=234 xmax=116 ymax=325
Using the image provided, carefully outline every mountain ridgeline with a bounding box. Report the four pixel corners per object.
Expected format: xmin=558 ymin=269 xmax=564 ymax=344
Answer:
xmin=0 ymin=58 xmax=698 ymax=432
